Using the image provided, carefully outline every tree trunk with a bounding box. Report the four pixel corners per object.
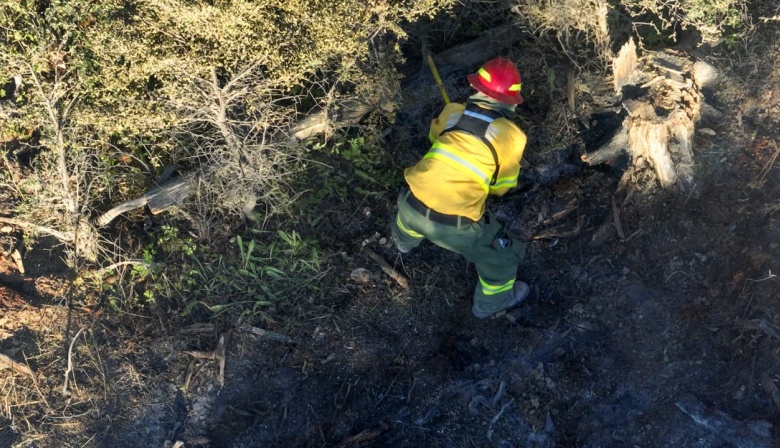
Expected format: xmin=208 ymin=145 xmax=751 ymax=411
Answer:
xmin=582 ymin=42 xmax=706 ymax=189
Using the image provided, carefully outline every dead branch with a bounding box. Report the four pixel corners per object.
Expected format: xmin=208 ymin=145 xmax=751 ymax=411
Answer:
xmin=91 ymin=260 xmax=147 ymax=277
xmin=184 ymin=350 xmax=215 ymax=360
xmin=180 ymin=323 xmax=216 ymax=334
xmin=491 ymin=380 xmax=507 ymax=406
xmin=335 ymin=421 xmax=389 ymax=447
xmin=215 ymin=331 xmax=228 ymax=387
xmin=183 ymin=330 xmax=231 ymax=387
xmin=433 ymin=24 xmax=524 ymax=71
xmin=26 ymin=63 xmax=76 ymax=214
xmin=362 ymin=247 xmax=409 ymax=289
xmin=0 ymin=216 xmax=74 ymax=242
xmin=62 ymin=327 xmax=85 ymax=396
xmin=0 ymin=352 xmax=35 ymax=379
xmin=94 ymin=173 xmax=196 ymax=226
xmin=238 ymin=325 xmax=296 ymax=344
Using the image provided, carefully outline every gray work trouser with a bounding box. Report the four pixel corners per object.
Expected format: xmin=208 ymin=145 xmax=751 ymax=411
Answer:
xmin=390 ymin=188 xmax=526 ymax=313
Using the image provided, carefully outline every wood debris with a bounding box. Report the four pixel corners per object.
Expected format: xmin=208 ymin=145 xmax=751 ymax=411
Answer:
xmin=238 ymin=324 xmax=296 ymax=344
xmin=613 ymin=39 xmax=638 ymax=93
xmin=10 ymin=248 xmax=24 ymax=274
xmin=335 ymin=421 xmax=389 ymax=447
xmin=180 ymin=323 xmax=215 ymax=334
xmin=184 ymin=331 xmax=231 ymax=387
xmin=0 ymin=352 xmax=35 ymax=379
xmin=362 ymin=247 xmax=409 ymax=290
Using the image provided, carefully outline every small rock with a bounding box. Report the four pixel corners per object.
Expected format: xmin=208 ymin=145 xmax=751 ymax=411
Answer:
xmin=698 ymin=128 xmax=717 ymax=136
xmin=692 ymin=60 xmax=721 ymax=88
xmin=350 ymin=268 xmax=371 ymax=283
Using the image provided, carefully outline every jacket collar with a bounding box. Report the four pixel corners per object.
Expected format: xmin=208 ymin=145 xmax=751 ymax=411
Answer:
xmin=467 ymin=92 xmax=517 ymax=120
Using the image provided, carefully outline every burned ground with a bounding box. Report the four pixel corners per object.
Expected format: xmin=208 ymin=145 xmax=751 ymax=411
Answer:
xmin=2 ymin=16 xmax=780 ymax=448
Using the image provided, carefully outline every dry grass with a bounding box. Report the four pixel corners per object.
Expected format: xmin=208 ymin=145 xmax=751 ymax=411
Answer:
xmin=511 ymin=0 xmax=611 ymax=67
xmin=0 ymin=298 xmax=159 ymax=447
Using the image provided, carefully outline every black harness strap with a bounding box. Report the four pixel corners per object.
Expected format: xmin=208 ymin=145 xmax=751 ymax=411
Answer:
xmin=439 ymin=103 xmax=504 ymax=186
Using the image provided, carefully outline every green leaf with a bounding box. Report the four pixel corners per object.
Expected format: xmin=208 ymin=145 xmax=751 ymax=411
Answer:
xmin=246 ymin=239 xmax=255 ymax=260
xmin=547 ymin=68 xmax=556 ymax=93
xmin=237 ymin=235 xmax=245 ymax=260
xmin=208 ymin=304 xmax=231 ymax=314
xmin=180 ymin=299 xmax=200 ymax=317
xmin=354 ymin=169 xmax=380 ymax=185
xmin=237 ymin=268 xmax=257 ymax=278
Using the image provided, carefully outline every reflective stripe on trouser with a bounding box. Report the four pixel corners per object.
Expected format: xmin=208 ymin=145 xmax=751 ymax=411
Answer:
xmin=389 ymin=189 xmax=526 ymax=312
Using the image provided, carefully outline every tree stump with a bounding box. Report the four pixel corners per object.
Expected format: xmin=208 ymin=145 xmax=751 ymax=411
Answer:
xmin=582 ymin=40 xmax=704 ymax=189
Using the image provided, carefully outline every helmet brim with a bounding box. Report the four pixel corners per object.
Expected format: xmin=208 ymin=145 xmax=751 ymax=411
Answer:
xmin=468 ymin=73 xmax=524 ymax=105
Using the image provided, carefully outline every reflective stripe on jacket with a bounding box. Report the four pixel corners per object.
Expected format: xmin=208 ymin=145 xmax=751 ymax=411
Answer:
xmin=404 ymin=102 xmax=527 ymax=221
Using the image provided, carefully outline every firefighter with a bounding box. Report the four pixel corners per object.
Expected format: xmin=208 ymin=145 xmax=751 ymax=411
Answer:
xmin=391 ymin=57 xmax=529 ymax=319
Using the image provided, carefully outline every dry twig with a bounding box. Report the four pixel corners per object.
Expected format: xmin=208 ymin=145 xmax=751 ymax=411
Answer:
xmin=362 ymin=247 xmax=410 ymax=289
xmin=239 ymin=325 xmax=296 ymax=344
xmin=180 ymin=323 xmax=215 ymax=334
xmin=611 ymin=195 xmax=626 ymax=240
xmin=62 ymin=327 xmax=85 ymax=396
xmin=0 ymin=216 xmax=74 ymax=242
xmin=335 ymin=421 xmax=389 ymax=447
xmin=184 ymin=331 xmax=231 ymax=387
xmin=0 ymin=353 xmax=35 ymax=379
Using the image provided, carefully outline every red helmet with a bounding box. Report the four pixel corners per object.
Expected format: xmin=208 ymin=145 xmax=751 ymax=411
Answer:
xmin=467 ymin=58 xmax=523 ymax=104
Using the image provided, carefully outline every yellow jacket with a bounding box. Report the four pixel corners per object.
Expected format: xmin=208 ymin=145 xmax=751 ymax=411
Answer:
xmin=404 ymin=101 xmax=527 ymax=221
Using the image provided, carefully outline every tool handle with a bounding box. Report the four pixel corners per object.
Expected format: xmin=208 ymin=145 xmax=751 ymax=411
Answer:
xmin=425 ymin=52 xmax=450 ymax=104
